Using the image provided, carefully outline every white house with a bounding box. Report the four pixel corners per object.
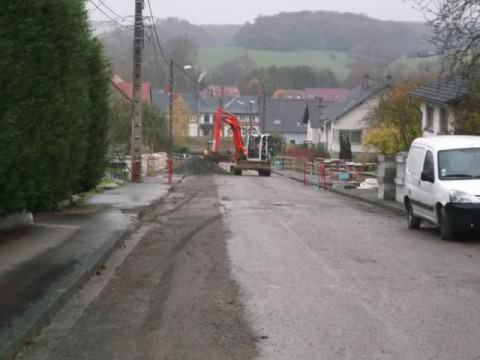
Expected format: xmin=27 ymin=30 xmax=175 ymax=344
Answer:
xmin=152 ymin=91 xmax=261 ymax=138
xmin=307 ymin=78 xmax=390 ymax=159
xmin=409 ymin=76 xmax=469 ymax=137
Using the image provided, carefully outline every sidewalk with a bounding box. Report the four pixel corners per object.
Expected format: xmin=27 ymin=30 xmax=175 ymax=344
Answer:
xmin=273 ymin=169 xmax=404 ymax=215
xmin=0 ymin=174 xmax=181 ymax=360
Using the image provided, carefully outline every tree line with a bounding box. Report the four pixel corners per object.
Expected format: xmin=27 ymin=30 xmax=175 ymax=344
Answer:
xmin=234 ymin=11 xmax=429 ymax=57
xmin=207 ymin=54 xmax=340 ymax=95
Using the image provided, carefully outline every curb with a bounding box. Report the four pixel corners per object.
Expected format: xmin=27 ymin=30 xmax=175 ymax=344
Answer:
xmin=273 ymin=170 xmax=405 ymax=216
xmin=0 ymin=185 xmax=176 ymax=360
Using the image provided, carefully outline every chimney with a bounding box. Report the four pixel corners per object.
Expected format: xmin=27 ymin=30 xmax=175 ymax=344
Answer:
xmin=386 ymin=74 xmax=393 ymax=85
xmin=361 ymin=74 xmax=371 ymax=89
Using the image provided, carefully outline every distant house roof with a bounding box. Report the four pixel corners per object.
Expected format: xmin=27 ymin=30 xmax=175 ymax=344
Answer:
xmin=152 ymin=91 xmax=261 ymax=115
xmin=151 ymin=89 xmax=170 ymax=112
xmin=112 ymin=75 xmax=151 ymax=104
xmin=224 ymin=96 xmax=260 ymax=114
xmin=304 ymin=88 xmax=350 ymax=102
xmin=310 ymin=80 xmax=390 ymax=129
xmin=409 ymin=76 xmax=469 ymax=106
xmin=266 ymin=99 xmax=323 ymax=134
xmin=272 ymin=89 xmax=305 ymax=99
xmin=272 ymin=88 xmax=350 ymax=102
xmin=200 ymin=85 xmax=240 ymax=98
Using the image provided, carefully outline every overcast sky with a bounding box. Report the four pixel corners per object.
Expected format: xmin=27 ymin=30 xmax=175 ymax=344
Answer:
xmin=88 ymin=0 xmax=425 ymax=25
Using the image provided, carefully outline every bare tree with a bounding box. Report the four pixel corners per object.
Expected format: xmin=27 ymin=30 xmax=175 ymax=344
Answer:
xmin=413 ymin=0 xmax=480 ymax=79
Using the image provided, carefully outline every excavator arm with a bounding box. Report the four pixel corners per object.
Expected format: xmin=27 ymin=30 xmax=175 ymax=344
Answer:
xmin=211 ymin=107 xmax=245 ymax=160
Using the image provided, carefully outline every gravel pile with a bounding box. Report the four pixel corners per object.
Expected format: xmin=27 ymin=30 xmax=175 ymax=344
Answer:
xmin=175 ymin=156 xmax=229 ymax=175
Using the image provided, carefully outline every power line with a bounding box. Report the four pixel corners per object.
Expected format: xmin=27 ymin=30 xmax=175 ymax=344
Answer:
xmin=144 ymin=0 xmax=199 ymax=85
xmin=88 ymin=0 xmax=130 ymax=29
xmin=145 ymin=0 xmax=169 ymax=66
xmin=96 ymin=0 xmax=128 ymax=23
xmin=146 ymin=28 xmax=167 ymax=84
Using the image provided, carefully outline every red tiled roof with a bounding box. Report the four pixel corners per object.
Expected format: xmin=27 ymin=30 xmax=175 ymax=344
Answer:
xmin=200 ymin=85 xmax=240 ymax=98
xmin=272 ymin=88 xmax=350 ymax=102
xmin=272 ymin=89 xmax=305 ymax=99
xmin=304 ymin=88 xmax=350 ymax=102
xmin=112 ymin=75 xmax=151 ymax=104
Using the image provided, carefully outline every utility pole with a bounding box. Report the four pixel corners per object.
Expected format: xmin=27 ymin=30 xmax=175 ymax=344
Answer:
xmin=130 ymin=0 xmax=144 ymax=183
xmin=219 ymin=85 xmax=224 ymax=109
xmin=168 ymin=59 xmax=175 ymax=154
xmin=261 ymin=88 xmax=267 ymax=133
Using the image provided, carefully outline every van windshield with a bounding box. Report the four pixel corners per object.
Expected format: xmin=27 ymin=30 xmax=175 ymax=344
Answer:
xmin=438 ymin=148 xmax=480 ymax=180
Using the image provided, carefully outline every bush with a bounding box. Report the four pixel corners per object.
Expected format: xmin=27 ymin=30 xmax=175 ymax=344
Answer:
xmin=0 ymin=1 xmax=110 ymax=214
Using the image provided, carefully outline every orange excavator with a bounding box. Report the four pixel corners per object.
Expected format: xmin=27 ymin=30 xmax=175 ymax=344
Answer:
xmin=210 ymin=107 xmax=272 ymax=176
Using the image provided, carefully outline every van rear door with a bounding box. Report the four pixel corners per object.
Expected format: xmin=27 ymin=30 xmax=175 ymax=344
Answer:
xmin=406 ymin=146 xmax=425 ymax=213
xmin=416 ymin=150 xmax=437 ymax=222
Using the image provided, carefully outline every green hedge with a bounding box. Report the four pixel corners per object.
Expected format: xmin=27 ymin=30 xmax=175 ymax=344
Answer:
xmin=0 ymin=1 xmax=110 ymax=215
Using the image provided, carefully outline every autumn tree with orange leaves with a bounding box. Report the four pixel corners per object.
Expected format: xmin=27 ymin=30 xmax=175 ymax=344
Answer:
xmin=364 ymin=81 xmax=424 ymax=155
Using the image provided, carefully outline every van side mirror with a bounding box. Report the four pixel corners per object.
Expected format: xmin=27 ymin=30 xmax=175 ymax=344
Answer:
xmin=421 ymin=169 xmax=435 ymax=183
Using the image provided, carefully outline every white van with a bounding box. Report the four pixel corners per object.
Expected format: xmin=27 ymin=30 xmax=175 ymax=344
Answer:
xmin=404 ymin=136 xmax=480 ymax=240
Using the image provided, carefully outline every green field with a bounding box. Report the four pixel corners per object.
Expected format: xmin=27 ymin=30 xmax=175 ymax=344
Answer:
xmin=198 ymin=47 xmax=439 ymax=83
xmin=391 ymin=56 xmax=440 ymax=70
xmin=198 ymin=46 xmax=352 ymax=81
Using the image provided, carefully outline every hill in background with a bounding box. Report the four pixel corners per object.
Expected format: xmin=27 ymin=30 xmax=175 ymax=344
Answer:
xmin=92 ymin=11 xmax=436 ymax=91
xmin=234 ymin=11 xmax=430 ymax=57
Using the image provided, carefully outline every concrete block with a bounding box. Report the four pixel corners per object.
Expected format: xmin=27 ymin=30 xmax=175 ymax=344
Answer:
xmin=0 ymin=212 xmax=33 ymax=232
xmin=378 ymin=183 xmax=396 ymax=201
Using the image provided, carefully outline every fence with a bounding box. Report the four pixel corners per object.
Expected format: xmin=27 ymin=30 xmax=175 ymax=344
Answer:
xmin=106 ymin=153 xmax=189 ymax=183
xmin=273 ymin=156 xmax=378 ymax=189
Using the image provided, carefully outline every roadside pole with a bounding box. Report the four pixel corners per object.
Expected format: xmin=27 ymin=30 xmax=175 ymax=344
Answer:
xmin=168 ymin=59 xmax=175 ymax=156
xmin=131 ymin=0 xmax=144 ymax=183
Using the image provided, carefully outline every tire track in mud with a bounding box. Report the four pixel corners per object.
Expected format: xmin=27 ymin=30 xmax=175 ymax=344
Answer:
xmin=20 ymin=175 xmax=258 ymax=360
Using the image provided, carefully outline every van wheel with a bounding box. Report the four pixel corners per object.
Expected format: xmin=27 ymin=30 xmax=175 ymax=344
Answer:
xmin=439 ymin=207 xmax=455 ymax=241
xmin=405 ymin=200 xmax=421 ymax=229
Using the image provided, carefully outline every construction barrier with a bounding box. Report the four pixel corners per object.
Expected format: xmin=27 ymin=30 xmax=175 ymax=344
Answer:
xmin=273 ymin=156 xmax=378 ymax=190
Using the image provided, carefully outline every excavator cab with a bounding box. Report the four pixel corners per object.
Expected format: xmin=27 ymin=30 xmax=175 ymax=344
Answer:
xmin=246 ymin=134 xmax=272 ymax=162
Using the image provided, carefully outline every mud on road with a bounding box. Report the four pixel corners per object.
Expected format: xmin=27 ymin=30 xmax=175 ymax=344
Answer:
xmin=21 ymin=176 xmax=258 ymax=360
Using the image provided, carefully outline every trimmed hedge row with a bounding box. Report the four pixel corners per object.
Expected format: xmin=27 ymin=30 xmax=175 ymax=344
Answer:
xmin=0 ymin=1 xmax=110 ymax=215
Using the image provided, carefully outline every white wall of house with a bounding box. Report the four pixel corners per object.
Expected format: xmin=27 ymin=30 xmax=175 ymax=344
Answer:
xmin=284 ymin=133 xmax=307 ymax=145
xmin=420 ymin=102 xmax=455 ymax=137
xmin=308 ymin=96 xmax=381 ymax=158
xmin=223 ymin=125 xmax=261 ymax=137
xmin=189 ymin=112 xmax=260 ymax=138
xmin=325 ymin=97 xmax=379 ymax=157
xmin=307 ymin=122 xmax=321 ymax=144
xmin=188 ymin=123 xmax=198 ymax=137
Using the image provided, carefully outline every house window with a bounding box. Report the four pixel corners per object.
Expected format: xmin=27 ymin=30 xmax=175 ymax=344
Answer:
xmin=290 ymin=140 xmax=296 ymax=145
xmin=426 ymin=105 xmax=434 ymax=131
xmin=440 ymin=108 xmax=449 ymax=134
xmin=204 ymin=114 xmax=211 ymax=124
xmin=340 ymin=130 xmax=362 ymax=145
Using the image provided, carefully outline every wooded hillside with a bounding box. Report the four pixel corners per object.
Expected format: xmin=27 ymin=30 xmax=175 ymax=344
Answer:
xmin=233 ymin=11 xmax=429 ymax=56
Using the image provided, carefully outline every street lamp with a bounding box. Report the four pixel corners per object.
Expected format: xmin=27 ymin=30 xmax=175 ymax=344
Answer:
xmin=249 ymin=100 xmax=256 ymax=135
xmin=273 ymin=119 xmax=285 ymax=159
xmin=183 ymin=65 xmax=207 ymax=136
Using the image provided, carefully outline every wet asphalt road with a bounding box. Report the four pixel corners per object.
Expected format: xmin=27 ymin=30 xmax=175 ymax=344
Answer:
xmin=216 ymin=173 xmax=480 ymax=360
xmin=18 ymin=172 xmax=480 ymax=360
